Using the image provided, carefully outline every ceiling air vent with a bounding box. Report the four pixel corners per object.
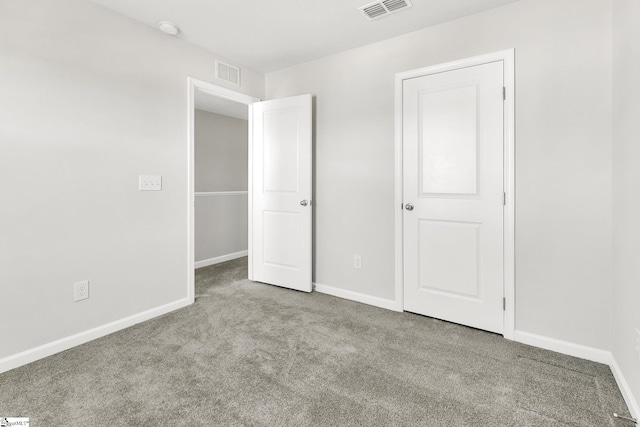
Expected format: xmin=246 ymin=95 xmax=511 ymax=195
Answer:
xmin=359 ymin=0 xmax=412 ymax=20
xmin=215 ymin=60 xmax=240 ymax=86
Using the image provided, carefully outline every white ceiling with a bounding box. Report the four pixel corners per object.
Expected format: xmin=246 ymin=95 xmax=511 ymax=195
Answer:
xmin=90 ymin=0 xmax=522 ymax=73
xmin=195 ymin=90 xmax=248 ymax=120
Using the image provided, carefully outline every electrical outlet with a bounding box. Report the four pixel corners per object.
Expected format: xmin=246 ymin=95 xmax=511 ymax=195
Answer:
xmin=139 ymin=175 xmax=162 ymax=191
xmin=74 ymin=281 xmax=89 ymax=302
xmin=635 ymin=329 xmax=640 ymax=363
xmin=354 ymin=254 xmax=362 ymax=269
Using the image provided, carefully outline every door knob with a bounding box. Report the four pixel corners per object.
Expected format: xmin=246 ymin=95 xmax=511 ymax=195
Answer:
xmin=405 ymin=203 xmax=414 ymax=211
xmin=300 ymin=200 xmax=308 ymax=206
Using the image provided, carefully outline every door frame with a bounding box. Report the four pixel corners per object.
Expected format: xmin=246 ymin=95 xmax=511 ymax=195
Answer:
xmin=393 ymin=49 xmax=515 ymax=339
xmin=187 ymin=77 xmax=260 ymax=303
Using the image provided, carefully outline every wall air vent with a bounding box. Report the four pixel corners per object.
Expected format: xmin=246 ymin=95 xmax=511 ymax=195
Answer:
xmin=359 ymin=0 xmax=412 ymax=20
xmin=215 ymin=60 xmax=240 ymax=86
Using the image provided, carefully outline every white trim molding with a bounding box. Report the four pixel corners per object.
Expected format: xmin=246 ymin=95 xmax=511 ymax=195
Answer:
xmin=313 ymin=282 xmax=400 ymax=312
xmin=609 ymin=355 xmax=640 ymax=419
xmin=187 ymin=77 xmax=260 ymax=302
xmin=195 ymin=250 xmax=248 ymax=269
xmin=195 ymin=191 xmax=248 ymax=197
xmin=515 ymin=330 xmax=639 ymax=418
xmin=247 ymin=103 xmax=254 ymax=281
xmin=0 ymin=298 xmax=191 ymax=374
xmin=394 ymin=49 xmax=516 ymax=338
xmin=514 ymin=330 xmax=611 ymax=364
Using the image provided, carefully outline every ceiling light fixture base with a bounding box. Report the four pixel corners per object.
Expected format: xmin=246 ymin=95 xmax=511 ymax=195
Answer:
xmin=158 ymin=21 xmax=180 ymax=35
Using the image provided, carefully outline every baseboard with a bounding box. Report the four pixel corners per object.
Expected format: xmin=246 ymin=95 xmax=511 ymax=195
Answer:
xmin=609 ymin=354 xmax=640 ymax=419
xmin=514 ymin=330 xmax=611 ymax=364
xmin=195 ymin=250 xmax=248 ymax=269
xmin=0 ymin=297 xmax=191 ymax=374
xmin=515 ymin=330 xmax=640 ymax=417
xmin=313 ymin=282 xmax=400 ymax=312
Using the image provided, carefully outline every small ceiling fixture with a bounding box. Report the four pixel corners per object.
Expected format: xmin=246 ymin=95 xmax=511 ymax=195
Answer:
xmin=158 ymin=21 xmax=180 ymax=35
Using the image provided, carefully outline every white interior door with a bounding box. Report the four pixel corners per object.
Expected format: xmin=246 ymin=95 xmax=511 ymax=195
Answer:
xmin=250 ymin=94 xmax=312 ymax=292
xmin=403 ymin=61 xmax=505 ymax=334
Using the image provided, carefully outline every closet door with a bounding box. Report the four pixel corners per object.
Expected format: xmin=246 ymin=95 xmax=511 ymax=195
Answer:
xmin=403 ymin=62 xmax=505 ymax=333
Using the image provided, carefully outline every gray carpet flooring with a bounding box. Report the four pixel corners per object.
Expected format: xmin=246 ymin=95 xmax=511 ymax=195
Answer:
xmin=0 ymin=257 xmax=631 ymax=426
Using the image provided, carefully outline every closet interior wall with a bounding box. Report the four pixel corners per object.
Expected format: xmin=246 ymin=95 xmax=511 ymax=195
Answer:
xmin=194 ymin=109 xmax=249 ymax=267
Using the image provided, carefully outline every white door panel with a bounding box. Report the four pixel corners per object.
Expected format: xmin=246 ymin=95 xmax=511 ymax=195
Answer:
xmin=420 ymin=84 xmax=478 ymax=194
xmin=403 ymin=61 xmax=504 ymax=333
xmin=251 ymin=94 xmax=312 ymax=292
xmin=418 ymin=219 xmax=480 ymax=297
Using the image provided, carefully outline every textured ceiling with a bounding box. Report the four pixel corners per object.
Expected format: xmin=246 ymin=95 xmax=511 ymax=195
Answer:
xmin=90 ymin=0 xmax=522 ymax=73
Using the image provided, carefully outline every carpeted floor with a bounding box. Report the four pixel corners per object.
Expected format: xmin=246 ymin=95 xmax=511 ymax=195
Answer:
xmin=0 ymin=257 xmax=631 ymax=426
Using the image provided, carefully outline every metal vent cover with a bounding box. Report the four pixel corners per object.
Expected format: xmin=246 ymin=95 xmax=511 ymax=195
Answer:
xmin=359 ymin=0 xmax=412 ymax=20
xmin=215 ymin=60 xmax=240 ymax=86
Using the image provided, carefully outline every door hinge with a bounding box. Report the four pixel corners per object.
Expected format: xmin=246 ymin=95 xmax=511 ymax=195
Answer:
xmin=503 ymin=297 xmax=506 ymax=311
xmin=502 ymin=87 xmax=506 ymax=100
xmin=502 ymin=192 xmax=506 ymax=206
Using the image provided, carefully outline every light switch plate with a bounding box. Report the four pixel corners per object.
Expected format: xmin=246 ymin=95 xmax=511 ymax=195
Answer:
xmin=139 ymin=175 xmax=162 ymax=191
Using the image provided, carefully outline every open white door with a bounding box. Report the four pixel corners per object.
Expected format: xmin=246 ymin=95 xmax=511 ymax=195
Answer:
xmin=250 ymin=94 xmax=312 ymax=292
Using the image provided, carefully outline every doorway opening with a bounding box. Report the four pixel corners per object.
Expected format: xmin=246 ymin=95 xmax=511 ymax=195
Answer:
xmin=188 ymin=78 xmax=314 ymax=301
xmin=187 ymin=78 xmax=259 ymax=303
xmin=194 ymin=91 xmax=249 ymax=269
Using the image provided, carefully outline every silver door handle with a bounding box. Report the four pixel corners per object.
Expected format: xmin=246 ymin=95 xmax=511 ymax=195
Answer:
xmin=405 ymin=203 xmax=414 ymax=211
xmin=300 ymin=200 xmax=308 ymax=206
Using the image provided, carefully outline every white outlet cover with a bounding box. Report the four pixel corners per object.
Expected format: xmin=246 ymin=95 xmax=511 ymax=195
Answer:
xmin=74 ymin=280 xmax=89 ymax=302
xmin=354 ymin=255 xmax=362 ymax=269
xmin=139 ymin=175 xmax=162 ymax=191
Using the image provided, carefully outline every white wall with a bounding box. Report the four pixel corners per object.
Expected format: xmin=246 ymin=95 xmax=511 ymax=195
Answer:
xmin=266 ymin=0 xmax=613 ymax=350
xmin=0 ymin=0 xmax=624 ymax=387
xmin=195 ymin=111 xmax=249 ymax=192
xmin=195 ymin=110 xmax=248 ymax=262
xmin=0 ymin=0 xmax=263 ymax=362
xmin=612 ymin=0 xmax=640 ymax=413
